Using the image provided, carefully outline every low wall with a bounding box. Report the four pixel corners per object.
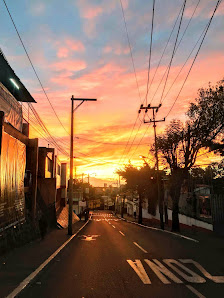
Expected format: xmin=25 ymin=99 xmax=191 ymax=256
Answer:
xmin=142 ymin=206 xmax=213 ymax=231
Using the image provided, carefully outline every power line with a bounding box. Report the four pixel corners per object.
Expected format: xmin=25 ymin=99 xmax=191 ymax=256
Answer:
xmin=74 ymin=136 xmax=149 ymax=146
xmin=128 ymin=125 xmax=151 ymax=161
xmin=161 ymin=22 xmax=207 ymax=105
xmin=23 ymin=103 xmax=69 ymax=156
xmin=2 ymin=0 xmax=70 ymax=136
xmin=145 ymin=0 xmax=155 ymax=105
xmin=165 ymin=0 xmax=222 ymax=119
xmin=116 ymin=0 xmax=147 ymax=173
xmin=150 ymin=0 xmax=200 ymax=105
xmin=123 ymin=0 xmax=156 ymax=164
xmin=0 ymin=88 xmax=66 ymax=155
xmin=121 ymin=119 xmax=143 ymax=164
xmin=159 ymin=0 xmax=187 ymax=104
xmin=118 ymin=114 xmax=141 ymax=164
xmin=119 ymin=0 xmax=142 ymax=102
xmin=148 ymin=2 xmax=185 ymax=102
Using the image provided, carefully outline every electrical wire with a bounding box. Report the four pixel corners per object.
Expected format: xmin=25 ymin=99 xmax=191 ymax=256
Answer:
xmin=119 ymin=0 xmax=142 ymax=102
xmin=159 ymin=0 xmax=187 ymax=104
xmin=161 ymin=24 xmax=207 ymax=105
xmin=150 ymin=0 xmax=200 ymax=105
xmin=117 ymin=0 xmax=145 ymax=171
xmin=165 ymin=0 xmax=222 ymax=119
xmin=23 ymin=103 xmax=69 ymax=156
xmin=122 ymin=119 xmax=148 ymax=164
xmin=147 ymin=2 xmax=185 ymax=102
xmin=128 ymin=124 xmax=151 ymax=161
xmin=2 ymin=0 xmax=70 ymax=136
xmin=117 ymin=114 xmax=141 ymax=164
xmin=145 ymin=0 xmax=155 ymax=105
xmin=74 ymin=136 xmax=149 ymax=146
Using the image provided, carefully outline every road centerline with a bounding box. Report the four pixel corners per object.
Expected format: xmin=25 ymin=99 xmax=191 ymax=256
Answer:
xmin=112 ymin=225 xmax=116 ymax=228
xmin=119 ymin=231 xmax=125 ymax=236
xmin=133 ymin=242 xmax=148 ymax=253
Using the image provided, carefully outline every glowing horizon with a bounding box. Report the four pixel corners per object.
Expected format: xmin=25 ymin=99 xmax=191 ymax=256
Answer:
xmin=1 ymin=0 xmax=223 ymax=182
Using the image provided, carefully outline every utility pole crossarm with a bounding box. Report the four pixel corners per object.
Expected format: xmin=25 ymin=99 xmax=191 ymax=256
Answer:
xmin=144 ymin=118 xmax=165 ymax=124
xmin=72 ymin=97 xmax=97 ymax=101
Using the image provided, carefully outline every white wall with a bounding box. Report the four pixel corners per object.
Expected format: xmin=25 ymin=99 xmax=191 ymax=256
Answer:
xmin=142 ymin=204 xmax=213 ymax=231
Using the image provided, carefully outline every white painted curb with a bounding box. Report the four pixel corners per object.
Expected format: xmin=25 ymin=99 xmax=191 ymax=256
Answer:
xmin=117 ymin=216 xmax=199 ymax=243
xmin=6 ymin=220 xmax=90 ymax=298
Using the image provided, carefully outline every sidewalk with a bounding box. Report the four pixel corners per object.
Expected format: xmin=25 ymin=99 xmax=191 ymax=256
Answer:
xmin=0 ymin=220 xmax=86 ymax=298
xmin=117 ymin=213 xmax=224 ymax=249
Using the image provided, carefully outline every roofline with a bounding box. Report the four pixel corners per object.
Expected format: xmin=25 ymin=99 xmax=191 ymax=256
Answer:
xmin=0 ymin=48 xmax=36 ymax=103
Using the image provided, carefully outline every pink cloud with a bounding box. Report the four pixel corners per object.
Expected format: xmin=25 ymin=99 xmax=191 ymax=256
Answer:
xmin=122 ymin=0 xmax=129 ymax=10
xmin=83 ymin=6 xmax=103 ymax=19
xmin=76 ymin=0 xmax=117 ymax=38
xmin=65 ymin=39 xmax=85 ymax=52
xmin=185 ymin=1 xmax=224 ymax=19
xmin=103 ymin=46 xmax=112 ymax=54
xmin=114 ymin=45 xmax=130 ymax=55
xmin=77 ymin=0 xmax=103 ymax=19
xmin=57 ymin=47 xmax=69 ymax=58
xmin=77 ymin=0 xmax=116 ymax=19
xmin=50 ymin=59 xmax=86 ymax=72
xmin=56 ymin=39 xmax=85 ymax=58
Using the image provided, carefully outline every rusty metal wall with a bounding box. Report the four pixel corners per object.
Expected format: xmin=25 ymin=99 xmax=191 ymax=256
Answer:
xmin=0 ymin=131 xmax=26 ymax=229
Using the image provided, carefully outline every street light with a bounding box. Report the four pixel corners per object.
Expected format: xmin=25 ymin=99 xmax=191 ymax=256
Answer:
xmin=68 ymin=96 xmax=97 ymax=235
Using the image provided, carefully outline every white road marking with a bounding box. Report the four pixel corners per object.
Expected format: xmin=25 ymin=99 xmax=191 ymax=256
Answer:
xmin=79 ymin=235 xmax=100 ymax=241
xmin=119 ymin=231 xmax=125 ymax=236
xmin=127 ymin=260 xmax=151 ymax=284
xmin=185 ymin=285 xmax=206 ymax=298
xmin=112 ymin=225 xmax=116 ymax=228
xmin=163 ymin=259 xmax=206 ymax=283
xmin=133 ymin=242 xmax=148 ymax=253
xmin=127 ymin=258 xmax=224 ymax=288
xmin=6 ymin=220 xmax=90 ymax=298
xmin=121 ymin=218 xmax=199 ymax=243
xmin=180 ymin=259 xmax=224 ymax=283
xmin=144 ymin=259 xmax=182 ymax=284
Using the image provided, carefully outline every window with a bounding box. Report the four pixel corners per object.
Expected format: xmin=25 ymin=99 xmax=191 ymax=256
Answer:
xmin=57 ymin=164 xmax=61 ymax=176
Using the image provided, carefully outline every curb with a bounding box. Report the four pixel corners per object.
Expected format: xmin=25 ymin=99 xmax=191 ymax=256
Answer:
xmin=117 ymin=215 xmax=199 ymax=243
xmin=6 ymin=220 xmax=90 ymax=298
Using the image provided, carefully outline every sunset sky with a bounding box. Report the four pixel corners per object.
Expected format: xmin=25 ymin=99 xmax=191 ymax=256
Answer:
xmin=0 ymin=0 xmax=223 ymax=184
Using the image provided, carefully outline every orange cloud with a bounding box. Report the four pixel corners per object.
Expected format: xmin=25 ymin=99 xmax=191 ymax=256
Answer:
xmin=30 ymin=49 xmax=224 ymax=179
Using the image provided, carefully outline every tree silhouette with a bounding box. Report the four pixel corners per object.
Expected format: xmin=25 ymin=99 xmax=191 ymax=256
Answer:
xmin=156 ymin=80 xmax=224 ymax=231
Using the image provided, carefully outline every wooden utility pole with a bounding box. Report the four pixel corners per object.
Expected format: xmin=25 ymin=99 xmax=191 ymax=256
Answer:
xmin=68 ymin=96 xmax=97 ymax=235
xmin=139 ymin=104 xmax=165 ymax=229
xmin=68 ymin=96 xmax=74 ymax=235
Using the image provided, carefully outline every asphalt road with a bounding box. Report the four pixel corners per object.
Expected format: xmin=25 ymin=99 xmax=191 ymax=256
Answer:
xmin=18 ymin=211 xmax=224 ymax=298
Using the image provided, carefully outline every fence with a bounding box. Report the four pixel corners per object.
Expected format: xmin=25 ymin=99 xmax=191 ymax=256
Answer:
xmin=211 ymin=194 xmax=224 ymax=235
